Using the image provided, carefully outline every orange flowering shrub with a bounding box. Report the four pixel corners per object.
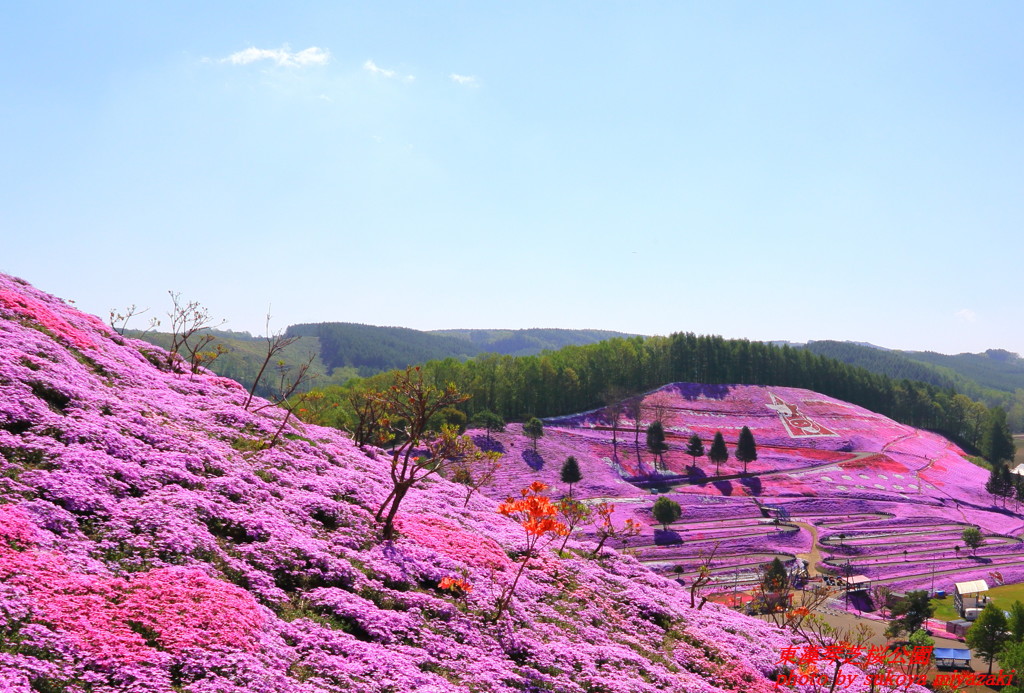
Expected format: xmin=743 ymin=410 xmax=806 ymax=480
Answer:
xmin=498 ymin=481 xmax=570 ymax=539
xmin=438 ymin=576 xmax=473 ymax=594
xmin=494 ymin=482 xmax=568 ymax=618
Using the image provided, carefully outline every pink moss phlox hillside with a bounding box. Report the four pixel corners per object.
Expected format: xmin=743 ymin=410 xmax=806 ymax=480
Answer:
xmin=0 ymin=288 xmax=95 ymax=350
xmin=2 ymin=272 xmax=837 ymax=692
xmin=395 ymin=513 xmax=511 ymax=572
xmin=119 ymin=568 xmax=265 ymax=654
xmin=0 ymin=272 xmax=835 ymax=691
xmin=0 ymin=504 xmax=38 ymax=547
xmin=0 ymin=511 xmax=264 ymax=664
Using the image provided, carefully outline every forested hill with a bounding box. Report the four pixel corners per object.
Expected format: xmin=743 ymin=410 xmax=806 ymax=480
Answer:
xmin=285 ymin=322 xmax=480 ymax=375
xmin=314 ymin=334 xmax=1014 ymax=464
xmin=804 ymin=341 xmax=1024 ymax=431
xmin=803 ymin=341 xmax=961 ymax=390
xmin=909 ymin=349 xmax=1024 ymax=393
xmin=284 ymin=323 xmax=634 ymax=376
xmin=127 ymin=324 xmax=638 ymax=395
xmin=429 ymin=328 xmax=633 ymax=357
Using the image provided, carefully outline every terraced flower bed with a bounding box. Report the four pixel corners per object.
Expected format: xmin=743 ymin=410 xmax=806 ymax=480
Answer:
xmin=477 ymin=383 xmax=1024 ymax=597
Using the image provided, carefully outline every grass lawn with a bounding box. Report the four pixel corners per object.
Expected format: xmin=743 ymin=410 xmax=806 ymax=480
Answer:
xmin=1015 ymin=434 xmax=1024 ymax=468
xmin=930 ymin=582 xmax=1024 ymax=622
xmin=988 ymin=582 xmax=1024 ymax=609
xmin=930 ymin=595 xmax=960 ymax=621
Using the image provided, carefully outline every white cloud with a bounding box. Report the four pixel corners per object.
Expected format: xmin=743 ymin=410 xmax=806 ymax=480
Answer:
xmin=363 ymin=59 xmax=396 ymax=78
xmin=223 ymin=45 xmax=330 ymax=68
xmin=450 ymin=73 xmax=478 ymax=87
xmin=364 ymin=59 xmax=414 ymax=81
xmin=955 ymin=308 xmax=977 ymax=323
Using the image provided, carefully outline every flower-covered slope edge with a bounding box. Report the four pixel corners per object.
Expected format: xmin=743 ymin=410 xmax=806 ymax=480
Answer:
xmin=1 ymin=273 xmax=805 ymax=693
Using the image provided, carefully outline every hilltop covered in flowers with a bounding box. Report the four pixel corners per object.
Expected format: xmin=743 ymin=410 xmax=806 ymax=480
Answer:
xmin=0 ymin=273 xmax=811 ymax=692
xmin=485 ymin=383 xmax=1023 ymax=595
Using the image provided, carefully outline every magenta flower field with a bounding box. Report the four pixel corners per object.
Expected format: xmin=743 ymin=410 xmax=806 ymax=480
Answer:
xmin=0 ymin=273 xmax=837 ymax=692
xmin=485 ymin=383 xmax=1024 ymax=598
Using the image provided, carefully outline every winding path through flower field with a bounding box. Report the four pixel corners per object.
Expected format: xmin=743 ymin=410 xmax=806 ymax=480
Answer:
xmin=792 ymin=521 xmax=821 ymax=577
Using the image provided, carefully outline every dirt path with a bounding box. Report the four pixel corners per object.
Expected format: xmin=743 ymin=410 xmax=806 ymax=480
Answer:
xmin=793 ymin=520 xmax=822 ymax=576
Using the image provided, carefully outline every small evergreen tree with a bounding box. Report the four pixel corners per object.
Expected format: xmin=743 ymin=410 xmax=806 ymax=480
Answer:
xmin=652 ymin=496 xmax=681 ymax=530
xmin=986 ymin=464 xmax=1004 ymax=504
xmin=560 ymin=456 xmax=582 ymax=497
xmin=736 ymin=426 xmax=758 ymax=474
xmin=684 ymin=434 xmax=705 ymax=469
xmin=645 ymin=421 xmax=668 ymax=470
xmin=962 ymin=526 xmax=984 ymax=556
xmin=966 ymin=602 xmax=1009 ymax=674
xmin=889 ymin=590 xmax=934 ymax=637
xmin=998 ymin=463 xmax=1015 ymax=507
xmin=762 ymin=558 xmax=788 ymax=592
xmin=708 ymin=431 xmax=728 ymax=476
xmin=523 ymin=417 xmax=544 ymax=451
xmin=982 ymin=407 xmax=1015 ymax=464
xmin=759 ymin=558 xmax=790 ymax=612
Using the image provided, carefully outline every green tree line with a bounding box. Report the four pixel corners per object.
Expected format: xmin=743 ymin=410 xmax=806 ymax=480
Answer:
xmin=299 ymin=333 xmax=1014 ymax=464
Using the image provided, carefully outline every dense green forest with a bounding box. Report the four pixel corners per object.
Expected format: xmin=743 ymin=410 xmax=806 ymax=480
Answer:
xmin=908 ymin=349 xmax=1024 ymax=393
xmin=804 ymin=341 xmax=1024 ymax=431
xmin=285 ymin=323 xmax=634 ymax=375
xmin=304 ymin=333 xmax=1014 ymax=463
xmin=130 ymin=324 xmax=636 ymax=396
xmin=429 ymin=328 xmax=633 ymax=357
xmin=285 ymin=323 xmax=479 ymax=376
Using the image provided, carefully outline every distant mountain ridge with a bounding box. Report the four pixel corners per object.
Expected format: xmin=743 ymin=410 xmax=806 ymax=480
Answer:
xmin=802 ymin=341 xmax=1024 ymax=430
xmin=429 ymin=327 xmax=634 ymax=357
xmin=131 ymin=323 xmax=636 ymax=394
xmin=129 ymin=320 xmax=1024 ymax=430
xmin=285 ymin=323 xmax=634 ymax=375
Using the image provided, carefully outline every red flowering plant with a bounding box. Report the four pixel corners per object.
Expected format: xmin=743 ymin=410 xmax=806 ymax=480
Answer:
xmin=590 ymin=501 xmax=642 ymax=558
xmin=495 ymin=481 xmax=568 ymax=619
xmin=438 ymin=576 xmax=473 ymax=598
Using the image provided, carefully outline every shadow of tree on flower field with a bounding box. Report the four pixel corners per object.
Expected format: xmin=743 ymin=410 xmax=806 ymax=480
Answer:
xmin=522 ymin=449 xmax=544 ymax=471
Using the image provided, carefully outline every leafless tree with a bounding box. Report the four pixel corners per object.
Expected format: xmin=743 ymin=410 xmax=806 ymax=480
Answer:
xmin=244 ymin=313 xmax=301 ymax=410
xmin=689 ymin=543 xmax=720 ymax=610
xmin=645 ymin=391 xmax=673 ymax=427
xmin=450 ymin=448 xmax=503 ymax=507
xmin=602 ymin=387 xmax=627 ymax=448
xmin=264 ymin=353 xmax=319 ymax=449
xmin=626 ymin=397 xmax=643 ymax=446
xmin=165 ymin=292 xmax=226 ymax=374
xmin=109 ymin=304 xmax=161 ymax=338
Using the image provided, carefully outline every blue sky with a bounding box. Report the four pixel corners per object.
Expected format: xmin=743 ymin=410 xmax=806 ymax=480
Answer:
xmin=2 ymin=2 xmax=1022 ymax=355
